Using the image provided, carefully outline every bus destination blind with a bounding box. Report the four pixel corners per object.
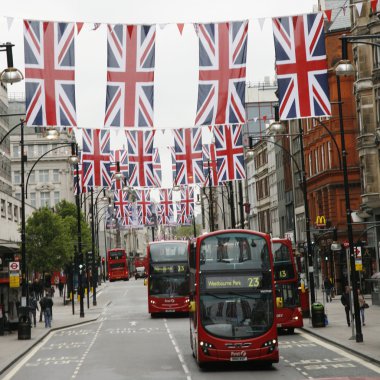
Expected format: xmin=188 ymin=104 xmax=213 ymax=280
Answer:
xmin=151 ymin=264 xmax=187 ymax=274
xmin=204 ymin=275 xmax=261 ymax=290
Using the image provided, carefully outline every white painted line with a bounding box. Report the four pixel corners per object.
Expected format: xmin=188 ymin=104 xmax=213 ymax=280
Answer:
xmin=164 ymin=319 xmax=192 ymax=380
xmin=300 ymin=331 xmax=380 ymax=374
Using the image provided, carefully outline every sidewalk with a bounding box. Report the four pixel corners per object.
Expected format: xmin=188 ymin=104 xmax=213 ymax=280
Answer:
xmin=301 ymin=289 xmax=380 ymax=365
xmin=0 ymin=285 xmax=108 ymax=376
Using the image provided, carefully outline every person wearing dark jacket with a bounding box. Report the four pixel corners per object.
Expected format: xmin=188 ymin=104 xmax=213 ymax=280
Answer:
xmin=341 ymin=286 xmax=351 ymax=327
xmin=40 ymin=293 xmax=53 ymax=328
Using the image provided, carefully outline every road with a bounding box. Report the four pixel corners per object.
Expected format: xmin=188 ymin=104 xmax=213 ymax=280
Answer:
xmin=2 ymin=281 xmax=380 ymax=380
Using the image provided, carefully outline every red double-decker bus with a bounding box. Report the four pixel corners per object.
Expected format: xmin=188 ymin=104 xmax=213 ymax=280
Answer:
xmin=147 ymin=240 xmax=190 ymax=315
xmin=272 ymin=238 xmax=303 ymax=333
xmin=189 ymin=230 xmax=279 ymax=366
xmin=107 ymin=248 xmax=130 ymax=282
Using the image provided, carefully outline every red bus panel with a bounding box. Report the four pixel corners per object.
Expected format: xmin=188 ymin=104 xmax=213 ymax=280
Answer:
xmin=189 ymin=230 xmax=279 ymax=366
xmin=272 ymin=238 xmax=303 ymax=332
xmin=147 ymin=241 xmax=190 ymax=315
xmin=107 ymin=248 xmax=129 ymax=282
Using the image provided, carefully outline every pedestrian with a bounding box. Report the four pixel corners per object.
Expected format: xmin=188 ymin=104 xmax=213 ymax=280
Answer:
xmin=358 ymin=289 xmax=366 ymax=326
xmin=324 ymin=277 xmax=333 ymax=303
xmin=41 ymin=293 xmax=53 ymax=328
xmin=341 ymin=285 xmax=351 ymax=327
xmin=58 ymin=280 xmax=64 ymax=297
xmin=39 ymin=295 xmax=45 ymax=323
xmin=29 ymin=295 xmax=39 ymax=327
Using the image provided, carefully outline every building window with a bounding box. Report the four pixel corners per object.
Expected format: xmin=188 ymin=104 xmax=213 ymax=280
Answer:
xmin=29 ymin=170 xmax=36 ymax=184
xmin=13 ymin=145 xmax=20 ymax=158
xmin=14 ymin=171 xmax=21 ymax=184
xmin=37 ymin=144 xmax=49 ymax=156
xmin=1 ymin=199 xmax=5 ymax=218
xmin=328 ymin=141 xmax=332 ymax=169
xmin=321 ymin=145 xmax=325 ymax=171
xmin=30 ymin=192 xmax=36 ymax=208
xmin=14 ymin=205 xmax=18 ymax=222
xmin=39 ymin=169 xmax=49 ymax=183
xmin=40 ymin=192 xmax=50 ymax=207
xmin=15 ymin=193 xmax=21 ymax=200
xmin=54 ymin=191 xmax=60 ymax=205
xmin=308 ymin=153 xmax=312 ymax=176
xmin=7 ymin=202 xmax=12 ymax=220
xmin=256 ymin=177 xmax=269 ymax=200
xmin=315 ymin=149 xmax=319 ymax=174
xmin=53 ymin=169 xmax=59 ymax=182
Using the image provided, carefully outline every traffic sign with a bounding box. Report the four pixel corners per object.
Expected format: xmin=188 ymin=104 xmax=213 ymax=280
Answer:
xmin=9 ymin=262 xmax=20 ymax=271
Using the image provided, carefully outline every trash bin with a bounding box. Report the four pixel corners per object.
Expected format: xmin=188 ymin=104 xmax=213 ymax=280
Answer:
xmin=311 ymin=302 xmax=325 ymax=328
xmin=18 ymin=307 xmax=31 ymax=340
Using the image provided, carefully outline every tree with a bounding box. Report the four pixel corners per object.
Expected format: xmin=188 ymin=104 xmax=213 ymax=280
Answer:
xmin=55 ymin=200 xmax=92 ymax=255
xmin=25 ymin=207 xmax=72 ymax=274
xmin=172 ymin=224 xmax=199 ymax=239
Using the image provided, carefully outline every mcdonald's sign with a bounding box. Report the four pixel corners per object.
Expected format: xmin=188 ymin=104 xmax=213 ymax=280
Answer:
xmin=315 ymin=215 xmax=326 ymax=228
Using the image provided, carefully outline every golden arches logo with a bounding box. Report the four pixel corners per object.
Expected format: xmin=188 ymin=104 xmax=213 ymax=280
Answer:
xmin=315 ymin=215 xmax=326 ymax=226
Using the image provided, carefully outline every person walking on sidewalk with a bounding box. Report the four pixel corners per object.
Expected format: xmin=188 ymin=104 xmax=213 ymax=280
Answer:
xmin=341 ymin=286 xmax=351 ymax=326
xmin=357 ymin=289 xmax=366 ymax=326
xmin=29 ymin=295 xmax=38 ymax=327
xmin=40 ymin=293 xmax=53 ymax=328
xmin=324 ymin=277 xmax=333 ymax=303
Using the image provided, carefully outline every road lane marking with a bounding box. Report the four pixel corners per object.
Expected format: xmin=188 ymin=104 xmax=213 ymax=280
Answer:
xmin=164 ymin=319 xmax=191 ymax=380
xmin=300 ymin=331 xmax=380 ymax=374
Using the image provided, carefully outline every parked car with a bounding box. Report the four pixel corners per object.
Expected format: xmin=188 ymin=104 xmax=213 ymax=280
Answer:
xmin=135 ymin=266 xmax=147 ymax=280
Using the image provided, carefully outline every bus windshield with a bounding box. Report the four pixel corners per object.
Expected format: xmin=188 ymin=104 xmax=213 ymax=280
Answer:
xmin=108 ymin=250 xmax=125 ymax=260
xmin=149 ymin=274 xmax=189 ymax=297
xmin=272 ymin=242 xmax=295 ymax=281
xmin=150 ymin=242 xmax=188 ymax=263
xmin=199 ymin=233 xmax=270 ymax=270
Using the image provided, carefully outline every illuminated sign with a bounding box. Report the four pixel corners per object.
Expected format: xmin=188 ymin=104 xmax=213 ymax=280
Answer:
xmin=315 ymin=215 xmax=326 ymax=227
xmin=203 ymin=275 xmax=261 ymax=290
xmin=152 ymin=264 xmax=186 ymax=274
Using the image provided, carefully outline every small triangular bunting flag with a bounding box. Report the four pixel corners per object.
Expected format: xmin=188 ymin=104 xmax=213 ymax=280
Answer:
xmin=6 ymin=17 xmax=14 ymax=31
xmin=76 ymin=22 xmax=84 ymax=34
xmin=127 ymin=25 xmax=134 ymax=38
xmin=193 ymin=23 xmax=200 ymax=37
xmin=258 ymin=17 xmax=266 ymax=31
xmin=92 ymin=23 xmax=101 ymax=31
xmin=342 ymin=5 xmax=347 ymax=15
xmin=177 ymin=23 xmax=184 ymax=35
xmin=254 ymin=117 xmax=258 ymax=122
xmin=355 ymin=2 xmax=363 ymax=16
xmin=371 ymin=0 xmax=378 ymax=12
xmin=159 ymin=24 xmax=168 ymax=30
xmin=324 ymin=9 xmax=333 ymax=21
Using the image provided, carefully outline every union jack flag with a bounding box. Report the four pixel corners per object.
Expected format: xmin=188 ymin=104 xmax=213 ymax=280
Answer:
xmin=82 ymin=129 xmax=112 ymax=189
xmin=110 ymin=149 xmax=128 ymax=190
xmin=135 ymin=189 xmax=152 ymax=225
xmin=195 ymin=21 xmax=248 ymax=126
xmin=153 ymin=147 xmax=162 ymax=187
xmin=180 ymin=186 xmax=195 ymax=218
xmin=24 ymin=21 xmax=77 ymax=127
xmin=272 ymin=13 xmax=331 ymax=120
xmin=104 ymin=24 xmax=155 ymax=128
xmin=126 ymin=130 xmax=155 ymax=187
xmin=202 ymin=142 xmax=218 ymax=187
xmin=113 ymin=189 xmax=130 ymax=223
xmin=213 ymin=124 xmax=245 ymax=182
xmin=158 ymin=188 xmax=175 ymax=225
xmin=174 ymin=128 xmax=204 ymax=185
xmin=176 ymin=204 xmax=192 ymax=225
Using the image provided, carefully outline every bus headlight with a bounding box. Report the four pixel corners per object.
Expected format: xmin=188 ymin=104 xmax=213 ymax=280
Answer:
xmin=150 ymin=300 xmax=156 ymax=304
xmin=262 ymin=339 xmax=277 ymax=353
xmin=200 ymin=341 xmax=214 ymax=355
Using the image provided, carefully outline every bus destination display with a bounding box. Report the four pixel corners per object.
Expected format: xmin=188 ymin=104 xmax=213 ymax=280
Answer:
xmin=151 ymin=264 xmax=187 ymax=274
xmin=203 ymin=275 xmax=261 ymax=290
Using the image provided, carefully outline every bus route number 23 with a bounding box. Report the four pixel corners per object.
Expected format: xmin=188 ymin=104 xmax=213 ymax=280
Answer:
xmin=247 ymin=276 xmax=260 ymax=288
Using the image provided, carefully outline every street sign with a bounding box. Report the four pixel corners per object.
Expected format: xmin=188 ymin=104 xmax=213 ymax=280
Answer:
xmin=9 ymin=261 xmax=20 ymax=271
xmin=9 ymin=273 xmax=20 ymax=288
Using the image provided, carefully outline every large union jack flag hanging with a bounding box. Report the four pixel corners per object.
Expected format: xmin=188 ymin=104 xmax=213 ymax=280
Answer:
xmin=195 ymin=21 xmax=248 ymax=126
xmin=202 ymin=142 xmax=218 ymax=187
xmin=213 ymin=124 xmax=245 ymax=182
xmin=104 ymin=24 xmax=155 ymax=128
xmin=179 ymin=186 xmax=195 ymax=220
xmin=135 ymin=189 xmax=152 ymax=225
xmin=24 ymin=21 xmax=77 ymax=127
xmin=174 ymin=128 xmax=204 ymax=186
xmin=125 ymin=130 xmax=155 ymax=187
xmin=82 ymin=129 xmax=112 ymax=189
xmin=158 ymin=188 xmax=175 ymax=225
xmin=114 ymin=189 xmax=130 ymax=223
xmin=272 ymin=13 xmax=331 ymax=120
xmin=110 ymin=149 xmax=128 ymax=190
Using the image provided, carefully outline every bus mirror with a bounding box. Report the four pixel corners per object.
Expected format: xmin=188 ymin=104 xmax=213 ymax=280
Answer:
xmin=144 ymin=279 xmax=147 ymax=286
xmin=276 ymin=297 xmax=283 ymax=308
xmin=189 ymin=301 xmax=196 ymax=312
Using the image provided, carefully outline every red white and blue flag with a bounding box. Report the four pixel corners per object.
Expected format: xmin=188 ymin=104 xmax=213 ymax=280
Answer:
xmin=125 ymin=130 xmax=155 ymax=187
xmin=272 ymin=13 xmax=331 ymax=120
xmin=24 ymin=21 xmax=77 ymax=127
xmin=202 ymin=142 xmax=218 ymax=186
xmin=179 ymin=186 xmax=195 ymax=218
xmin=82 ymin=129 xmax=112 ymax=189
xmin=104 ymin=24 xmax=155 ymax=128
xmin=135 ymin=189 xmax=152 ymax=225
xmin=173 ymin=128 xmax=204 ymax=185
xmin=153 ymin=147 xmax=162 ymax=187
xmin=195 ymin=21 xmax=248 ymax=126
xmin=158 ymin=188 xmax=175 ymax=225
xmin=113 ymin=189 xmax=130 ymax=224
xmin=110 ymin=149 xmax=128 ymax=190
xmin=213 ymin=124 xmax=245 ymax=182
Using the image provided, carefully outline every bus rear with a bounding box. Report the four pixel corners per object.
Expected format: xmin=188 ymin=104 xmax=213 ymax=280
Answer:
xmin=107 ymin=248 xmax=129 ymax=282
xmin=147 ymin=240 xmax=190 ymax=315
xmin=272 ymin=238 xmax=303 ymax=333
xmin=189 ymin=230 xmax=279 ymax=366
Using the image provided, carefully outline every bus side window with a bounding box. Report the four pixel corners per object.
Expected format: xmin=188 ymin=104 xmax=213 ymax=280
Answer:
xmin=189 ymin=244 xmax=196 ymax=268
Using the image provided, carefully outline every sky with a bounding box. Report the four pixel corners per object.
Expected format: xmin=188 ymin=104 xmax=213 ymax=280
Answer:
xmin=0 ymin=0 xmax=317 ymax=192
